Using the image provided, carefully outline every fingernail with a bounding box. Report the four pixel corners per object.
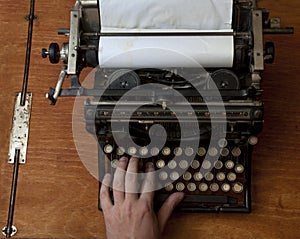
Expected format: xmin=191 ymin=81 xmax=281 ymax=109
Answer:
xmin=174 ymin=192 xmax=185 ymax=202
xmin=102 ymin=173 xmax=111 ymax=180
xmin=178 ymin=192 xmax=185 ymax=201
xmin=119 ymin=157 xmax=128 ymax=162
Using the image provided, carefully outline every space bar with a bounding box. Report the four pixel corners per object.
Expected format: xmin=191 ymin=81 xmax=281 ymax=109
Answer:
xmin=157 ymin=194 xmax=238 ymax=204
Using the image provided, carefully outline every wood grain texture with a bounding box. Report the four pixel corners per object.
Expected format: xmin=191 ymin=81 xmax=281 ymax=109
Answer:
xmin=0 ymin=0 xmax=299 ymax=238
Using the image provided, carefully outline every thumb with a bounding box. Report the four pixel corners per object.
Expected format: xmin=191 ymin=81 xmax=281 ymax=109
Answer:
xmin=157 ymin=192 xmax=184 ymax=233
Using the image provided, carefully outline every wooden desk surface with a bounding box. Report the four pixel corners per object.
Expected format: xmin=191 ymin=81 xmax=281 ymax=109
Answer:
xmin=0 ymin=1 xmax=299 ymax=238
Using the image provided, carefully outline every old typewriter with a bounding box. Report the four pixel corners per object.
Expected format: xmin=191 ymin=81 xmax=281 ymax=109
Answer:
xmin=42 ymin=0 xmax=293 ymax=212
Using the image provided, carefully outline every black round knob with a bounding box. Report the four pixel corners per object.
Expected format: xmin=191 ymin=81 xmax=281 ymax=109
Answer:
xmin=209 ymin=69 xmax=240 ymax=90
xmin=48 ymin=43 xmax=60 ymax=64
xmin=264 ymin=42 xmax=275 ymax=64
xmin=41 ymin=48 xmax=48 ymax=58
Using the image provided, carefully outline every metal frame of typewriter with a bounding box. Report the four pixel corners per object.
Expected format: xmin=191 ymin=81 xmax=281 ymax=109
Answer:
xmin=42 ymin=0 xmax=293 ymax=212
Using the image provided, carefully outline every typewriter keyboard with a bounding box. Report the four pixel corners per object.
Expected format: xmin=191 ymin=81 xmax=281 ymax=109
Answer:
xmin=101 ymin=139 xmax=252 ymax=212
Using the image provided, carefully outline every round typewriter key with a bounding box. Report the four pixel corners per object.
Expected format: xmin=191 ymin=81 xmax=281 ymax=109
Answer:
xmin=159 ymin=171 xmax=168 ymax=181
xmin=208 ymin=147 xmax=218 ymax=157
xmin=183 ymin=171 xmax=192 ymax=181
xmin=210 ymin=183 xmax=219 ymax=192
xmin=216 ymin=172 xmax=226 ymax=181
xmin=232 ymin=147 xmax=242 ymax=157
xmin=225 ymin=160 xmax=235 ymax=169
xmin=128 ymin=147 xmax=137 ymax=155
xmin=197 ymin=147 xmax=206 ymax=156
xmin=116 ymin=146 xmax=125 ymax=156
xmin=176 ymin=182 xmax=185 ymax=191
xmin=174 ymin=147 xmax=183 ymax=156
xmin=184 ymin=147 xmax=194 ymax=156
xmin=235 ymin=164 xmax=245 ymax=174
xmin=220 ymin=148 xmax=230 ymax=157
xmin=104 ymin=144 xmax=113 ymax=154
xmin=170 ymin=171 xmax=180 ymax=181
xmin=156 ymin=159 xmax=165 ymax=169
xmin=227 ymin=172 xmax=237 ymax=182
xmin=193 ymin=172 xmax=203 ymax=181
xmin=139 ymin=147 xmax=148 ymax=156
xmin=205 ymin=172 xmax=214 ymax=181
xmin=150 ymin=147 xmax=160 ymax=156
xmin=248 ymin=136 xmax=258 ymax=146
xmin=168 ymin=160 xmax=177 ymax=169
xmin=232 ymin=182 xmax=244 ymax=193
xmin=214 ymin=160 xmax=223 ymax=170
xmin=165 ymin=183 xmax=174 ymax=192
xmin=191 ymin=160 xmax=200 ymax=169
xmin=179 ymin=160 xmax=189 ymax=169
xmin=221 ymin=183 xmax=231 ymax=192
xmin=111 ymin=159 xmax=119 ymax=169
xmin=218 ymin=138 xmax=228 ymax=148
xmin=162 ymin=147 xmax=171 ymax=156
xmin=202 ymin=160 xmax=212 ymax=170
xmin=187 ymin=183 xmax=197 ymax=192
xmin=199 ymin=182 xmax=208 ymax=192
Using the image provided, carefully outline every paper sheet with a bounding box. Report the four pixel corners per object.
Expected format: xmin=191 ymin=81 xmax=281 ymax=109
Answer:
xmin=99 ymin=0 xmax=234 ymax=68
xmin=100 ymin=0 xmax=233 ymax=32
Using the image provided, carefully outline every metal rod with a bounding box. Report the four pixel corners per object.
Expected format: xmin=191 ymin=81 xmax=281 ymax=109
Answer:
xmin=77 ymin=0 xmax=98 ymax=7
xmin=4 ymin=0 xmax=36 ymax=236
xmin=20 ymin=0 xmax=35 ymax=106
xmin=84 ymin=31 xmax=235 ymax=37
xmin=5 ymin=150 xmax=20 ymax=238
xmin=263 ymin=28 xmax=294 ymax=34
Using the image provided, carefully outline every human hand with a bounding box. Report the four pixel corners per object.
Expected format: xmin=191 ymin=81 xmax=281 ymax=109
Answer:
xmin=100 ymin=156 xmax=184 ymax=239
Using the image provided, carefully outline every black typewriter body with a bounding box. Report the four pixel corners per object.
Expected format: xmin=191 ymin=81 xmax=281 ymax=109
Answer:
xmin=84 ymin=68 xmax=263 ymax=212
xmin=42 ymin=0 xmax=293 ymax=212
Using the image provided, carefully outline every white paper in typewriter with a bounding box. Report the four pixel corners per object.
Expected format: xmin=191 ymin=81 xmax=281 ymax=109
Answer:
xmin=99 ymin=0 xmax=234 ymax=68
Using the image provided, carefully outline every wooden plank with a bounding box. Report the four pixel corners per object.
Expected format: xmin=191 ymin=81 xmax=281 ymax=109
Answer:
xmin=0 ymin=0 xmax=299 ymax=238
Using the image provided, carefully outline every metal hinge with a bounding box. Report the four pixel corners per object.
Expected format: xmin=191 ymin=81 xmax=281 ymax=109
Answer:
xmin=8 ymin=92 xmax=32 ymax=164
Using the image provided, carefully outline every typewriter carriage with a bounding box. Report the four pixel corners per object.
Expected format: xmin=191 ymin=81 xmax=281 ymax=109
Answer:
xmin=41 ymin=0 xmax=291 ymax=105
